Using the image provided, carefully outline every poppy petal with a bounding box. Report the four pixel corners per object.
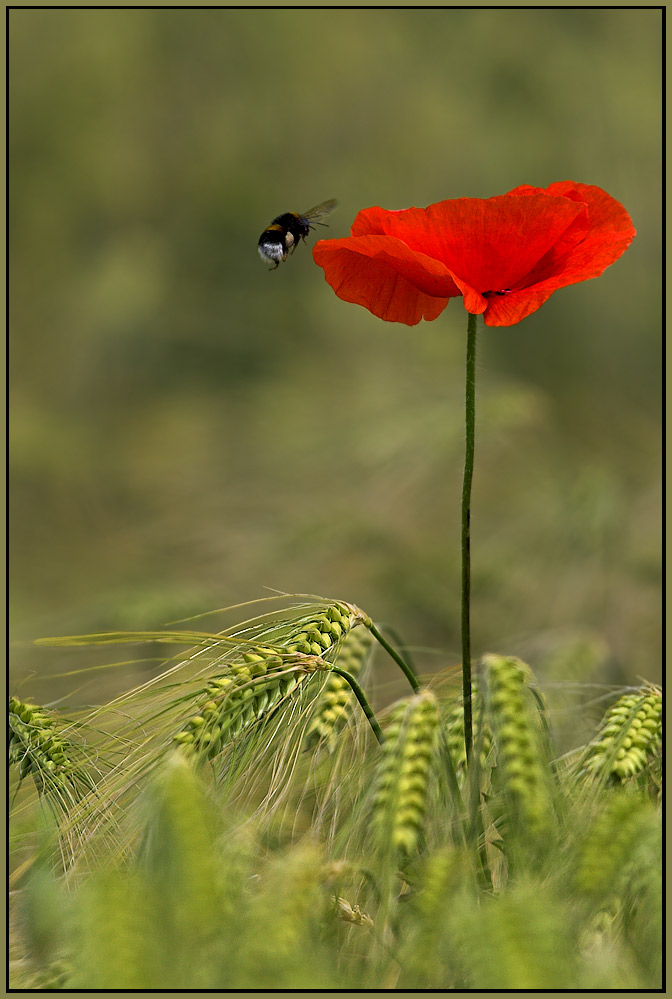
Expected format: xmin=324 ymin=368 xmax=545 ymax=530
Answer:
xmin=373 ymin=195 xmax=589 ymax=294
xmin=481 ymin=287 xmax=559 ymax=327
xmin=350 ymin=205 xmax=408 ymax=237
xmin=507 ymin=182 xmax=636 ymax=284
xmin=313 ymin=235 xmax=458 ymax=325
xmin=443 ymin=275 xmax=488 ymax=316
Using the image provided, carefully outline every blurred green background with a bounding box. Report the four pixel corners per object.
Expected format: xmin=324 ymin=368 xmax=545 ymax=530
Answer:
xmin=10 ymin=8 xmax=661 ymax=704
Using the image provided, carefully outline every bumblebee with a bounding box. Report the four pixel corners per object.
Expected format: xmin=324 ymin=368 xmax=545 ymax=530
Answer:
xmin=258 ymin=199 xmax=338 ymax=268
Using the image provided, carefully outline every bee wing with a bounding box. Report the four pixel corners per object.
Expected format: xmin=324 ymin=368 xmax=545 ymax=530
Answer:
xmin=300 ymin=199 xmax=339 ymax=224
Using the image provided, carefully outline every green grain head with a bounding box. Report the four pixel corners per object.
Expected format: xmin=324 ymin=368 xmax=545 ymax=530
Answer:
xmin=397 ymin=846 xmax=472 ymax=988
xmin=8 ymin=695 xmax=96 ymax=813
xmin=444 ymin=681 xmax=493 ymax=778
xmin=447 ymin=880 xmax=581 ymax=989
xmin=172 ymin=646 xmax=314 ymax=761
xmin=575 ymin=790 xmax=661 ymax=901
xmin=65 ymin=869 xmax=154 ymax=989
xmin=483 ymin=655 xmax=554 ymax=838
xmin=283 ymin=601 xmax=360 ymax=658
xmin=581 ymin=686 xmax=662 ymax=784
xmin=171 ymin=603 xmax=361 ymax=762
xmin=305 ymin=625 xmax=374 ymax=750
xmin=371 ymin=690 xmax=440 ymax=856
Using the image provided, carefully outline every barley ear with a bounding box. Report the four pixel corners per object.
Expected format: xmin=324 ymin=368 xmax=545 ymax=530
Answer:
xmin=580 ymin=686 xmax=662 ymax=785
xmin=575 ymin=790 xmax=660 ymax=904
xmin=240 ymin=841 xmax=329 ymax=988
xmin=8 ymin=696 xmax=96 ymax=815
xmin=396 ymin=847 xmax=471 ymax=988
xmin=171 ymin=602 xmax=362 ymax=761
xmin=171 ymin=649 xmax=311 ymax=761
xmin=444 ymin=681 xmax=493 ymax=780
xmin=65 ymin=868 xmax=154 ymax=989
xmin=446 ymin=881 xmax=581 ymax=989
xmin=483 ymin=655 xmax=554 ymax=838
xmin=371 ymin=691 xmax=440 ymax=856
xmin=305 ymin=626 xmax=374 ymax=750
xmin=283 ymin=601 xmax=359 ymax=658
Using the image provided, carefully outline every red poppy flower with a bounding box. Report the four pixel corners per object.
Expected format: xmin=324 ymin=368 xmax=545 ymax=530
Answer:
xmin=312 ymin=182 xmax=635 ymax=327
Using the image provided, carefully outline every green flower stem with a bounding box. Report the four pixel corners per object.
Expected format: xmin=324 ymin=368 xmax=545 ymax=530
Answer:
xmin=461 ymin=313 xmax=478 ymax=762
xmin=329 ymin=664 xmax=385 ymax=745
xmin=366 ymin=622 xmax=420 ymax=693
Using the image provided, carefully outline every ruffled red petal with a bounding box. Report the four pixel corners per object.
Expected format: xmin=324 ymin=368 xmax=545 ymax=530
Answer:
xmin=506 ymin=181 xmax=636 ymax=286
xmin=312 ymin=235 xmax=457 ymax=325
xmin=480 ymin=287 xmax=559 ymax=327
xmin=356 ymin=195 xmax=589 ymax=295
xmin=351 ymin=206 xmax=404 ymax=237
